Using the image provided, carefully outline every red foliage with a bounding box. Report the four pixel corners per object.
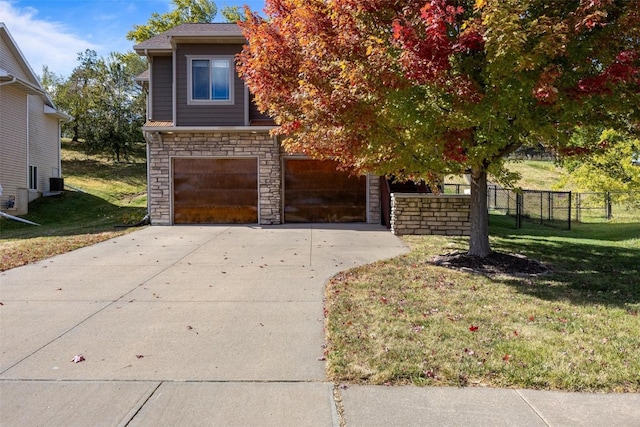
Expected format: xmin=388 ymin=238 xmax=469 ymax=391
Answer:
xmin=574 ymin=52 xmax=639 ymax=96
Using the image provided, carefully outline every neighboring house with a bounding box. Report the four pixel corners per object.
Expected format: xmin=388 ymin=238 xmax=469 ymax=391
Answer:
xmin=0 ymin=23 xmax=69 ymax=215
xmin=134 ymin=23 xmax=381 ymax=225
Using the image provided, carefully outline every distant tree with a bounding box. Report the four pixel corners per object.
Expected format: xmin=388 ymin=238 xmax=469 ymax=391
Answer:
xmin=44 ymin=50 xmax=146 ymax=160
xmin=127 ymin=0 xmax=218 ymax=43
xmin=40 ymin=65 xmax=64 ymax=99
xmin=239 ymin=0 xmax=640 ymax=257
xmin=561 ymin=129 xmax=640 ymax=208
xmin=55 ymin=49 xmax=100 ymax=142
xmin=221 ymin=5 xmax=245 ymax=23
xmin=84 ymin=52 xmax=147 ymax=161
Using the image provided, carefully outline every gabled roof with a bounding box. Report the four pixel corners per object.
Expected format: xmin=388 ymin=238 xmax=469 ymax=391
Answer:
xmin=134 ymin=23 xmax=245 ymax=54
xmin=0 ymin=23 xmax=69 ymax=121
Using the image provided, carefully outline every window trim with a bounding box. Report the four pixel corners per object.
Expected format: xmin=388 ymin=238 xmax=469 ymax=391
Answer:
xmin=186 ymin=55 xmax=235 ymax=106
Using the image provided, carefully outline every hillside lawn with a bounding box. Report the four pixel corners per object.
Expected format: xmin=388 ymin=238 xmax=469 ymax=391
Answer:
xmin=1 ymin=147 xmax=639 ymax=392
xmin=0 ymin=140 xmax=147 ymax=271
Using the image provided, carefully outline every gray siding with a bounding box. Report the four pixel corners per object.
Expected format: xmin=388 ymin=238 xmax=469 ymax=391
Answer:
xmin=151 ymin=56 xmax=173 ymax=121
xmin=175 ymin=44 xmax=245 ymax=127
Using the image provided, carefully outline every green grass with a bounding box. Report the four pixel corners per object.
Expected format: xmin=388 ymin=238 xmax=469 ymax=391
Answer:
xmin=446 ymin=160 xmax=569 ymax=191
xmin=0 ymin=140 xmax=147 ymax=271
xmin=325 ymin=215 xmax=640 ymax=392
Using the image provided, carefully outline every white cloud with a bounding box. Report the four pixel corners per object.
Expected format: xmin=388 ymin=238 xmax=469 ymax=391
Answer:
xmin=0 ymin=1 xmax=99 ymax=77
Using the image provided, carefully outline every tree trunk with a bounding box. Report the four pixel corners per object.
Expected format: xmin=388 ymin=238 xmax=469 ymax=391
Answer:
xmin=468 ymin=167 xmax=492 ymax=258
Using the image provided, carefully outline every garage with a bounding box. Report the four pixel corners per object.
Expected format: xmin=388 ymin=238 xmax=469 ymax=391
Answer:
xmin=173 ymin=158 xmax=258 ymax=224
xmin=284 ymin=158 xmax=367 ymax=223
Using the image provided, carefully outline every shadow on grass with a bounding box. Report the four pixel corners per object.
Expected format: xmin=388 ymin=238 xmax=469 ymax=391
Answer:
xmin=0 ymin=191 xmax=146 ymax=239
xmin=488 ymin=215 xmax=640 ymax=309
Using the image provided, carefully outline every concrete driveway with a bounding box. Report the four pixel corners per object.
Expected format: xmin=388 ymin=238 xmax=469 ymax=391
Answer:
xmin=0 ymin=224 xmax=408 ymax=426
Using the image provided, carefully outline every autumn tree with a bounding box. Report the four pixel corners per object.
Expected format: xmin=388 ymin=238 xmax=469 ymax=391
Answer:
xmin=127 ymin=0 xmax=218 ymax=43
xmin=238 ymin=0 xmax=640 ymax=257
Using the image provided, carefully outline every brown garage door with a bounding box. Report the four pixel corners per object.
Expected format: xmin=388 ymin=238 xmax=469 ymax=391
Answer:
xmin=173 ymin=158 xmax=258 ymax=224
xmin=284 ymin=159 xmax=366 ymax=223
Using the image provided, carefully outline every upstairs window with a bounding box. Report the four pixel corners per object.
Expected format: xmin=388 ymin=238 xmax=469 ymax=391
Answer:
xmin=188 ymin=56 xmax=234 ymax=105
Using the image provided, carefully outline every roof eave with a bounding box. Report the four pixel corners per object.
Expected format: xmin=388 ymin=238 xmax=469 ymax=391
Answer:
xmin=143 ymin=125 xmax=277 ymax=133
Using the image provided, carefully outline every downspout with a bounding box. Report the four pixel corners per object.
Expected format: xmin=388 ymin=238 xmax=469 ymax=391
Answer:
xmin=172 ymin=48 xmax=177 ymax=125
xmin=26 ymin=95 xmax=30 ymax=192
xmin=58 ymin=119 xmax=63 ymax=178
xmin=146 ymin=138 xmax=151 ymax=220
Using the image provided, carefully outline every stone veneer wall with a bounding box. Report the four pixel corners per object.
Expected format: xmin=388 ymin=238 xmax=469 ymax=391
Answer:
xmin=367 ymin=176 xmax=381 ymax=225
xmin=144 ymin=130 xmax=381 ymax=225
xmin=390 ymin=194 xmax=471 ymax=236
xmin=144 ymin=131 xmax=281 ymax=225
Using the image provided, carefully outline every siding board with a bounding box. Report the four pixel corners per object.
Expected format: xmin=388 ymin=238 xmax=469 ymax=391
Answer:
xmin=151 ymin=56 xmax=173 ymax=121
xmin=0 ymin=85 xmax=28 ymax=207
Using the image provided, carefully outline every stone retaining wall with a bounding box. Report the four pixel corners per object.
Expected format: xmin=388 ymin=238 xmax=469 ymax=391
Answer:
xmin=390 ymin=194 xmax=471 ymax=236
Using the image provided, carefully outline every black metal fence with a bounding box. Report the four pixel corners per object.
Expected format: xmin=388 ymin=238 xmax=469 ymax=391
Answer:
xmin=429 ymin=184 xmax=635 ymax=228
xmin=574 ymin=192 xmax=612 ymax=222
xmin=443 ymin=184 xmax=572 ymax=230
xmin=516 ymin=189 xmax=572 ymax=230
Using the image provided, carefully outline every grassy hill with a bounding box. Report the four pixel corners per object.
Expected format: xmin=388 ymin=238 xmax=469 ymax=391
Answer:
xmin=0 ymin=140 xmax=147 ymax=271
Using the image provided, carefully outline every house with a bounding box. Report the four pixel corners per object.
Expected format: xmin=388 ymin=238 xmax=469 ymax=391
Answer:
xmin=0 ymin=23 xmax=69 ymax=215
xmin=134 ymin=23 xmax=381 ymax=225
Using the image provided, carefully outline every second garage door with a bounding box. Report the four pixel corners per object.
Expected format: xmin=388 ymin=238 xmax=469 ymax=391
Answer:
xmin=284 ymin=158 xmax=366 ymax=223
xmin=173 ymin=158 xmax=258 ymax=224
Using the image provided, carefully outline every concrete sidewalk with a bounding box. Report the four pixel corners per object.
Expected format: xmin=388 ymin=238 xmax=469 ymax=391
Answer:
xmin=1 ymin=225 xmax=638 ymax=426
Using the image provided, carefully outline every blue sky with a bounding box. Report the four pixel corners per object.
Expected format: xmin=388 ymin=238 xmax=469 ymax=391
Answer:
xmin=1 ymin=0 xmax=265 ymax=77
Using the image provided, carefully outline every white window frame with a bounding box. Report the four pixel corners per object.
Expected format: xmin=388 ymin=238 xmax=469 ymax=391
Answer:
xmin=187 ymin=55 xmax=235 ymax=106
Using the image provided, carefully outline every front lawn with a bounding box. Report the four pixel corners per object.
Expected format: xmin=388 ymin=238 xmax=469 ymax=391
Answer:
xmin=325 ymin=215 xmax=640 ymax=392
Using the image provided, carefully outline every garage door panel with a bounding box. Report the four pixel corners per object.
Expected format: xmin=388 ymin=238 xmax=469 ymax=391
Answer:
xmin=286 ymin=189 xmax=366 ymax=205
xmin=174 ymin=189 xmax=258 ymax=206
xmin=174 ymin=206 xmax=258 ymax=224
xmin=173 ymin=158 xmax=258 ymax=224
xmin=284 ymin=159 xmax=366 ymax=223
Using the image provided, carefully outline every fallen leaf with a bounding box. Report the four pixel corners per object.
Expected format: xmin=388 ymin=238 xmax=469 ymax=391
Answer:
xmin=502 ymin=354 xmax=510 ymax=361
xmin=71 ymin=354 xmax=85 ymax=363
xmin=514 ymin=330 xmax=519 ymax=336
xmin=469 ymin=325 xmax=479 ymax=332
xmin=380 ymin=297 xmax=388 ymax=304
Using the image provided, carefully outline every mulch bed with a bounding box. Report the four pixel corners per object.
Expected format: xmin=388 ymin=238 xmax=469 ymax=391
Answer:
xmin=431 ymin=251 xmax=549 ymax=277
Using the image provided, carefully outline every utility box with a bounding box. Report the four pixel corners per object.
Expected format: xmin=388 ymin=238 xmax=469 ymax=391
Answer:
xmin=50 ymin=177 xmax=64 ymax=192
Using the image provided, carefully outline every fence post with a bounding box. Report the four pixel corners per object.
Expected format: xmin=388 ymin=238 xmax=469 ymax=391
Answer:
xmin=606 ymin=192 xmax=612 ymax=220
xmin=568 ymin=191 xmax=572 ymax=230
xmin=516 ymin=193 xmax=522 ymax=229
